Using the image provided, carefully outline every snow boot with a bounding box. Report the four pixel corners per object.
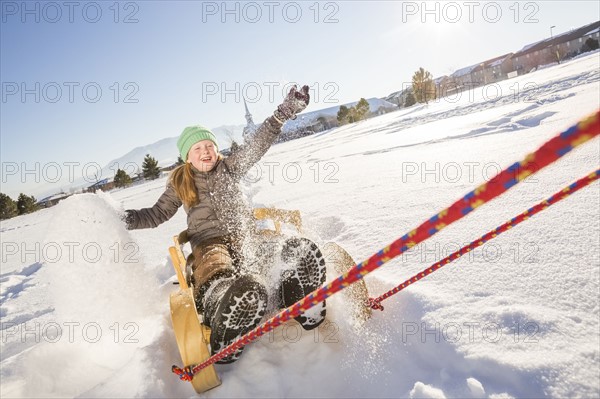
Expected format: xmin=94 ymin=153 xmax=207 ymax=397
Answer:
xmin=202 ymin=274 xmax=268 ymax=364
xmin=279 ymin=237 xmax=327 ymax=330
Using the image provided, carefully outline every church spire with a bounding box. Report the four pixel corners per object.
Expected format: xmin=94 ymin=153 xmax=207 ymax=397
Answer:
xmin=242 ymin=97 xmax=257 ymax=142
xmin=244 ymin=97 xmax=254 ymax=126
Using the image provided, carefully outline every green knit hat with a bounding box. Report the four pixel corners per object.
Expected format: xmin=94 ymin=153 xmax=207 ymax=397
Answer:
xmin=177 ymin=125 xmax=219 ymax=161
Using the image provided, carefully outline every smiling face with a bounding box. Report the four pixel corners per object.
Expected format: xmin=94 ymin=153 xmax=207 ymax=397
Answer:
xmin=187 ymin=139 xmax=218 ymax=172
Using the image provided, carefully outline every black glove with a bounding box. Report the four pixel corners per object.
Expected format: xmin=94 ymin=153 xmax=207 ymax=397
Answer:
xmin=121 ymin=210 xmax=137 ymax=230
xmin=273 ymin=85 xmax=310 ymax=123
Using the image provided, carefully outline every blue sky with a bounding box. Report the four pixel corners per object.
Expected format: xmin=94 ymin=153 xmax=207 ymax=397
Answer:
xmin=1 ymin=1 xmax=599 ymax=198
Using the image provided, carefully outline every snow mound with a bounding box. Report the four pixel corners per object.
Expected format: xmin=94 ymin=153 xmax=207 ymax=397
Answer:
xmin=2 ymin=193 xmax=164 ymax=397
xmin=410 ymin=382 xmax=447 ymax=399
xmin=42 ymin=193 xmax=160 ymax=322
xmin=466 ymin=377 xmax=486 ymax=397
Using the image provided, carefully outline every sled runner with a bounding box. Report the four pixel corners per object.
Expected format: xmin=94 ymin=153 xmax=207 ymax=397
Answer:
xmin=168 ymin=207 xmax=370 ymax=394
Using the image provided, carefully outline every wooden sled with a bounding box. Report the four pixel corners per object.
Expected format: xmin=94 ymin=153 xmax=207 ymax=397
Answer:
xmin=168 ymin=207 xmax=369 ymax=394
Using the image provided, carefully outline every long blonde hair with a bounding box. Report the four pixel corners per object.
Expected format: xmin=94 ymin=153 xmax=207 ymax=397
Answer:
xmin=169 ymin=154 xmax=224 ymax=208
xmin=170 ymin=163 xmax=197 ymax=208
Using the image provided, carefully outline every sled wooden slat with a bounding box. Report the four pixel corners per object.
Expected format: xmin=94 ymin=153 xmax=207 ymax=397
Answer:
xmin=169 ymin=288 xmax=222 ymax=393
xmin=169 ymin=245 xmax=189 ymax=289
xmin=172 ymin=236 xmax=189 ymax=284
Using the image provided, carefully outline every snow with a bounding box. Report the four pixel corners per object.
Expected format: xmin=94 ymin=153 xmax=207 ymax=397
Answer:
xmin=585 ymin=27 xmax=600 ymax=36
xmin=1 ymin=52 xmax=599 ymax=398
xmin=409 ymin=382 xmax=447 ymax=398
xmin=466 ymin=378 xmax=486 ymax=397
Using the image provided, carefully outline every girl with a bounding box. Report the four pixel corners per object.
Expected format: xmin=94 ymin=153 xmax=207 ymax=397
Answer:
xmin=124 ymin=86 xmax=326 ymax=363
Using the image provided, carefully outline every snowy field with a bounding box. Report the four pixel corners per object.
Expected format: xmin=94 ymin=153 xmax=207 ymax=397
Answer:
xmin=1 ymin=52 xmax=599 ymax=398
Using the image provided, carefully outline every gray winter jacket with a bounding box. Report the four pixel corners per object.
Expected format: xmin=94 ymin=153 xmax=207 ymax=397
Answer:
xmin=126 ymin=116 xmax=283 ymax=249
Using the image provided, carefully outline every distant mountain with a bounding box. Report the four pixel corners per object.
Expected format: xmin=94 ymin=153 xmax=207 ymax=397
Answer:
xmin=105 ymin=137 xmax=178 ymax=173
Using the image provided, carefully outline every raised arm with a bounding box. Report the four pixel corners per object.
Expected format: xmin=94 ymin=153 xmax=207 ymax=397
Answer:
xmin=124 ymin=184 xmax=183 ymax=230
xmin=224 ymin=85 xmax=310 ymax=177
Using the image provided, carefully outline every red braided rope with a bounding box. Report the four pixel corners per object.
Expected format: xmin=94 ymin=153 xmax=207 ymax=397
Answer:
xmin=369 ymin=169 xmax=600 ymax=310
xmin=173 ymin=110 xmax=599 ymax=379
xmin=366 ymin=297 xmax=385 ymax=311
xmin=171 ymin=365 xmax=194 ymax=381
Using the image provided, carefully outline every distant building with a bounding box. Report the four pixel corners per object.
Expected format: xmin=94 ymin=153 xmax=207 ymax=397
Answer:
xmin=384 ymin=84 xmax=413 ymax=106
xmin=472 ymin=53 xmax=514 ymax=84
xmin=37 ymin=192 xmax=71 ymax=208
xmin=298 ymin=114 xmax=339 ymax=137
xmin=160 ymin=163 xmax=180 ymax=172
xmin=87 ymin=178 xmax=114 ymax=193
xmin=511 ymin=20 xmax=600 ymax=74
xmin=384 ymin=20 xmax=600 ymax=103
xmin=304 ymin=114 xmax=337 ymax=133
xmin=433 ymin=75 xmax=451 ymax=99
xmin=448 ymin=63 xmax=480 ymax=94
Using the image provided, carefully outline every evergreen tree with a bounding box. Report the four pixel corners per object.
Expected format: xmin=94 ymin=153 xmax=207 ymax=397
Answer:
xmin=0 ymin=193 xmax=18 ymax=220
xmin=316 ymin=116 xmax=329 ymax=131
xmin=412 ymin=67 xmax=436 ymax=104
xmin=142 ymin=154 xmax=161 ymax=180
xmin=114 ymin=169 xmax=133 ymax=188
xmin=347 ymin=106 xmax=358 ymax=123
xmin=404 ymin=91 xmax=416 ymax=107
xmin=338 ymin=99 xmax=371 ymax=125
xmin=16 ymin=193 xmax=38 ymax=215
xmin=337 ymin=105 xmax=350 ymax=125
xmin=581 ymin=37 xmax=599 ymax=53
xmin=354 ymin=98 xmax=370 ymax=121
